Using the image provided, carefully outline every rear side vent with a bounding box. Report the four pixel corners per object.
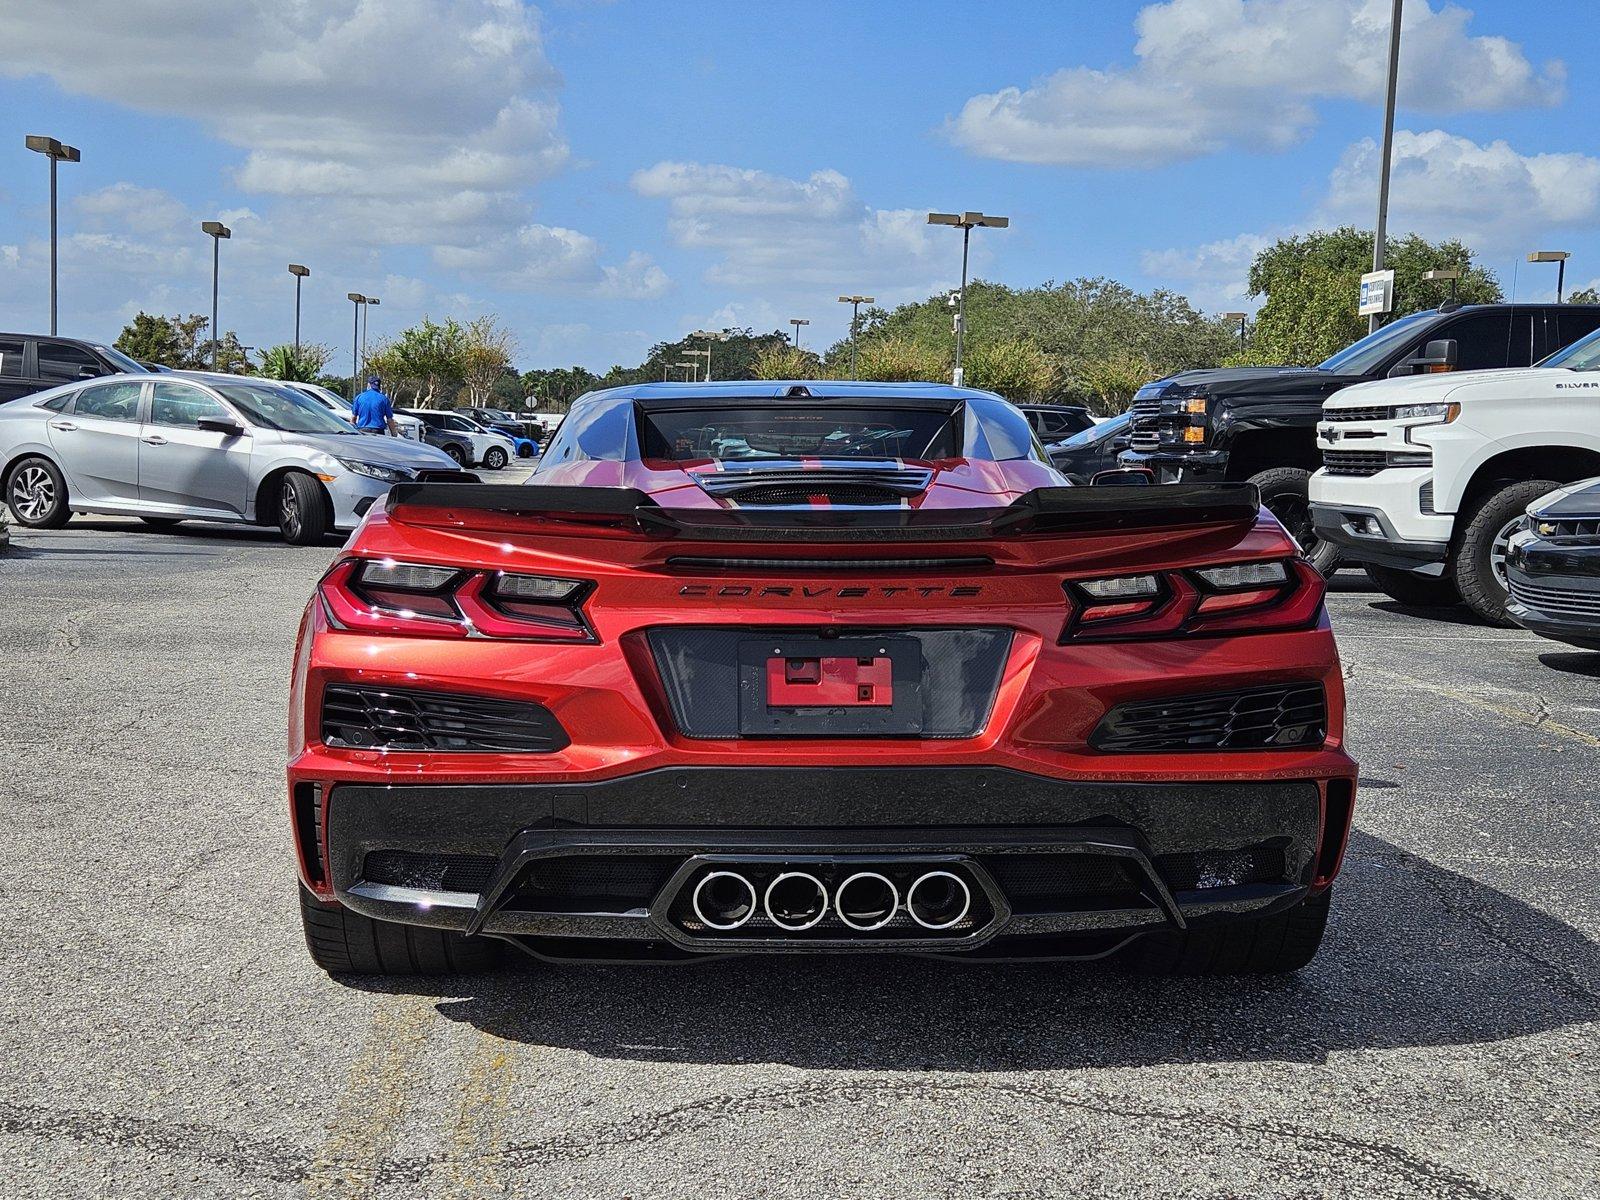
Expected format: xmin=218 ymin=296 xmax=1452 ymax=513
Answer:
xmin=1315 ymin=778 xmax=1356 ymax=885
xmin=292 ymin=782 xmax=326 ymax=885
xmin=1092 ymin=683 xmax=1327 ymax=752
xmin=321 ymin=685 xmax=569 ymax=753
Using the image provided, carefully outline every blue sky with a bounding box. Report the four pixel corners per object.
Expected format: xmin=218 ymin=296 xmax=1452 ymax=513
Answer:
xmin=1 ymin=0 xmax=1594 ymax=371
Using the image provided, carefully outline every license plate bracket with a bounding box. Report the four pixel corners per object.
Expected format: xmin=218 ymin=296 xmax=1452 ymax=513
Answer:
xmin=738 ymin=637 xmax=922 ymax=736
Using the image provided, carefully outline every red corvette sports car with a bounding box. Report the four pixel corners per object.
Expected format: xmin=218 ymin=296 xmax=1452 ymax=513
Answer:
xmin=289 ymin=382 xmax=1355 ymax=976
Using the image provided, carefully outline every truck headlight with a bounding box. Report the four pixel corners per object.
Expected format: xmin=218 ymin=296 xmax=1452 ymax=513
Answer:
xmin=1394 ymin=402 xmax=1459 ymax=423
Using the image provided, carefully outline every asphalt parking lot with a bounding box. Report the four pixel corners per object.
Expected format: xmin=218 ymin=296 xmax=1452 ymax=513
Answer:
xmin=2 ymin=494 xmax=1597 ymax=1198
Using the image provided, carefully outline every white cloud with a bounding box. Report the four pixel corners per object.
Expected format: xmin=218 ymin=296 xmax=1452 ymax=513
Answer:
xmin=1140 ymin=231 xmax=1277 ymax=312
xmin=949 ymin=0 xmax=1562 ymax=168
xmin=433 ymin=224 xmax=668 ymax=298
xmin=630 ymin=161 xmax=942 ymax=293
xmin=1 ymin=245 xmax=20 ymax=271
xmin=1320 ymin=129 xmax=1600 ymax=249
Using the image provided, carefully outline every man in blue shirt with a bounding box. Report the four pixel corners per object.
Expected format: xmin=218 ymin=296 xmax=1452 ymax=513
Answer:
xmin=349 ymin=375 xmax=397 ymax=435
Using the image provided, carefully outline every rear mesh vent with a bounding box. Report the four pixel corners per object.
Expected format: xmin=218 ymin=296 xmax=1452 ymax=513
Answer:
xmin=693 ymin=467 xmax=932 ymax=506
xmin=321 ymin=685 xmax=569 ymax=753
xmin=1091 ymin=683 xmax=1327 ymax=752
xmin=984 ymin=855 xmax=1143 ymax=906
xmin=362 ymin=850 xmax=497 ymax=893
xmin=1155 ymin=845 xmax=1286 ymax=891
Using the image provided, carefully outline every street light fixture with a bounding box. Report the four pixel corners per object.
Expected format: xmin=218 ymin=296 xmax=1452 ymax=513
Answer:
xmin=789 ymin=318 xmax=810 ymax=350
xmin=347 ymin=293 xmax=366 ymax=396
xmin=1222 ymin=311 xmax=1248 ymax=350
xmin=1422 ymin=267 xmax=1462 ymax=305
xmin=682 ymin=347 xmax=710 ymax=382
xmin=837 ymin=294 xmax=875 ymax=378
xmin=927 ymin=211 xmax=1009 ymax=385
xmin=288 ymin=264 xmax=310 ymax=353
xmin=200 ymin=221 xmax=232 ymax=369
xmin=689 ymin=329 xmax=728 ymax=381
xmin=673 ymin=360 xmax=697 ymax=382
xmin=361 ymin=297 xmax=380 ymax=373
xmin=25 ymin=135 xmax=80 ymax=336
xmin=1527 ymin=251 xmax=1571 ymax=302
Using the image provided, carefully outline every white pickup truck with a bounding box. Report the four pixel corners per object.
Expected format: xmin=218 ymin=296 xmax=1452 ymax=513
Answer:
xmin=1308 ymin=327 xmax=1600 ymax=624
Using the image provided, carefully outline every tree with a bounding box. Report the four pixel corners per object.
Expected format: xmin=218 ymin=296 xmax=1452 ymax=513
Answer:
xmin=460 ymin=316 xmax=517 ymax=405
xmin=255 ymin=343 xmax=332 ymax=382
xmin=363 ymin=318 xmax=468 ymax=407
xmin=1073 ymin=350 xmax=1157 ymax=415
xmin=114 ymin=312 xmax=239 ymax=370
xmin=1243 ymin=227 xmax=1501 ymax=365
xmin=853 ymin=335 xmax=947 ymax=383
xmin=960 ymin=338 xmax=1058 ymax=403
xmin=521 ymin=366 xmax=601 ymax=412
xmin=751 ymin=344 xmax=823 ymax=380
xmin=1569 ymin=286 xmax=1600 ymax=305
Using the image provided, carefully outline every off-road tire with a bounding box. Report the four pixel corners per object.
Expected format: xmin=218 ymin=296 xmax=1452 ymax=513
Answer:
xmin=298 ymin=885 xmax=503 ymax=975
xmin=1364 ymin=563 xmax=1460 ymax=608
xmin=1451 ymin=479 xmax=1559 ymax=626
xmin=1124 ymin=888 xmax=1331 ymax=976
xmin=1248 ymin=466 xmax=1340 ymax=575
xmin=6 ymin=456 xmax=71 ymax=529
xmin=279 ymin=471 xmax=331 ymax=546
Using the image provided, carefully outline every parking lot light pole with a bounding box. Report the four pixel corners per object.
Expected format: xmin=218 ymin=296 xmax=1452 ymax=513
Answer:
xmin=1369 ymin=0 xmax=1403 ymax=335
xmin=683 ymin=348 xmax=710 ymax=381
xmin=25 ymin=136 xmax=80 ymax=336
xmin=200 ymin=221 xmax=231 ymax=369
xmin=347 ymin=293 xmax=366 ymax=396
xmin=288 ymin=264 xmax=310 ymax=353
xmin=927 ymin=211 xmax=1008 ymax=385
xmin=1422 ymin=266 xmax=1461 ymax=305
xmin=789 ymin=318 xmax=810 ymax=350
xmin=838 ymin=294 xmax=874 ymax=378
xmin=361 ymin=296 xmax=379 ymax=373
xmin=1223 ymin=311 xmax=1247 ymax=350
xmin=1527 ymin=251 xmax=1571 ymax=302
xmin=674 ymin=360 xmax=697 ymax=382
xmin=689 ymin=330 xmax=727 ymax=381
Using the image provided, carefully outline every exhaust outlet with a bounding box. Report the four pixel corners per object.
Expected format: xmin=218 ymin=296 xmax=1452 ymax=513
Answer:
xmin=906 ymin=870 xmax=971 ymax=930
xmin=763 ymin=871 xmax=828 ymax=931
xmin=834 ymin=871 xmax=899 ymax=931
xmin=691 ymin=871 xmax=757 ymax=931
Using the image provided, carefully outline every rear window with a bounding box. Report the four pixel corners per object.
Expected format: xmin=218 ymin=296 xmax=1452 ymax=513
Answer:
xmin=638 ymin=404 xmax=959 ymax=462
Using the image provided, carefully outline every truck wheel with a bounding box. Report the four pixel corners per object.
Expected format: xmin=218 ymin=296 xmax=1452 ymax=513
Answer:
xmin=1248 ymin=467 xmax=1340 ymax=575
xmin=6 ymin=456 xmax=71 ymax=529
xmin=1363 ymin=563 xmax=1460 ymax=608
xmin=279 ymin=471 xmax=331 ymax=546
xmin=1451 ymin=479 xmax=1559 ymax=626
xmin=298 ymin=885 xmax=503 ymax=975
xmin=1125 ymin=888 xmax=1331 ymax=977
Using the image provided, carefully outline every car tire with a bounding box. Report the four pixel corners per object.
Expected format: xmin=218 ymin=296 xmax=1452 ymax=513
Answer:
xmin=516 ymin=443 xmax=534 ymax=459
xmin=1124 ymin=888 xmax=1331 ymax=977
xmin=5 ymin=456 xmax=71 ymax=529
xmin=442 ymin=443 xmax=467 ymax=466
xmin=279 ymin=471 xmax=331 ymax=546
xmin=298 ymin=885 xmax=503 ymax=976
xmin=1451 ymin=479 xmax=1560 ymax=626
xmin=483 ymin=446 xmax=508 ymax=470
xmin=138 ymin=516 xmax=185 ymax=529
xmin=1363 ymin=563 xmax=1460 ymax=608
xmin=1248 ymin=467 xmax=1340 ymax=575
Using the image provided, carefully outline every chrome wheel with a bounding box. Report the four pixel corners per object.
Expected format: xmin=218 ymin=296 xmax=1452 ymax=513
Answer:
xmin=11 ymin=465 xmax=55 ymax=522
xmin=1489 ymin=515 xmax=1522 ymax=591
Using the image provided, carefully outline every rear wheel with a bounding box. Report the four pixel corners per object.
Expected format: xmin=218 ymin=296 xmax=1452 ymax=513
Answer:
xmin=1451 ymin=479 xmax=1559 ymax=626
xmin=6 ymin=456 xmax=71 ymax=529
xmin=483 ymin=446 xmax=508 ymax=470
xmin=298 ymin=885 xmax=503 ymax=975
xmin=1249 ymin=467 xmax=1340 ymax=575
xmin=1124 ymin=889 xmax=1331 ymax=976
xmin=442 ymin=442 xmax=467 ymax=466
xmin=1363 ymin=563 xmax=1460 ymax=607
xmin=278 ymin=471 xmax=331 ymax=545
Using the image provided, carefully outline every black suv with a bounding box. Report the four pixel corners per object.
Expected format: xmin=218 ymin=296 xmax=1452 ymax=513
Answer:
xmin=1118 ymin=304 xmax=1600 ymax=569
xmin=0 ymin=334 xmax=146 ymax=405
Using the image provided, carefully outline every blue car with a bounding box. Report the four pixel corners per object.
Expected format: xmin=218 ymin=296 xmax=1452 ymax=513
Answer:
xmin=488 ymin=421 xmax=539 ymax=458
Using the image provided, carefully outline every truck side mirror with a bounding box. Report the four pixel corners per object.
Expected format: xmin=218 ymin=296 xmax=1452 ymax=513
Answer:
xmin=1390 ymin=338 xmax=1458 ymax=376
xmin=1091 ymin=467 xmax=1154 ymax=487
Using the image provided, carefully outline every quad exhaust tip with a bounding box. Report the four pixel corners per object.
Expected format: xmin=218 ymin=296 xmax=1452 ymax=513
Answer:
xmin=906 ymin=870 xmax=972 ymax=930
xmin=691 ymin=870 xmax=758 ymax=931
xmin=763 ymin=871 xmax=829 ymax=931
xmin=834 ymin=871 xmax=899 ymax=931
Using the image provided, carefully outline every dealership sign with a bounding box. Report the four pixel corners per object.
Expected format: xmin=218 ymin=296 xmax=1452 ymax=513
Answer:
xmin=1359 ymin=269 xmax=1395 ymax=316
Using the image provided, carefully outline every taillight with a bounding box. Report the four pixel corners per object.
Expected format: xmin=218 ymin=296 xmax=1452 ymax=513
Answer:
xmin=1063 ymin=558 xmax=1323 ymax=641
xmin=318 ymin=558 xmax=596 ymax=642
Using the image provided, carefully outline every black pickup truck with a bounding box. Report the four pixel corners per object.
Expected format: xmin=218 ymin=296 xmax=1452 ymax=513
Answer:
xmin=1118 ymin=304 xmax=1600 ymax=569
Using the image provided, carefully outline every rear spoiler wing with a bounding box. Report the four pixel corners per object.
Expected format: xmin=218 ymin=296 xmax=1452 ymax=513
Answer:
xmin=382 ymin=482 xmax=1261 ymax=542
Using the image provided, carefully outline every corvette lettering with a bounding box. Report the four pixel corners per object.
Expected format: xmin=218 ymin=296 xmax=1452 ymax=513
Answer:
xmin=678 ymin=584 xmax=982 ymax=598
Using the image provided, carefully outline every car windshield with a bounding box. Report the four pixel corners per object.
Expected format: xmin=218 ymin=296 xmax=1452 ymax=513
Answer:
xmin=1539 ymin=326 xmax=1600 ymax=369
xmin=1060 ymin=412 xmax=1129 ymax=447
xmin=94 ymin=345 xmax=148 ymax=374
xmin=639 ymin=404 xmax=959 ymax=461
xmin=216 ymin=382 xmax=356 ymax=433
xmin=1317 ymin=311 xmax=1437 ymax=375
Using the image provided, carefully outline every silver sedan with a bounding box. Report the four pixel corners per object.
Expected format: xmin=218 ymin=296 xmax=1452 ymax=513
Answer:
xmin=0 ymin=371 xmax=461 ymax=544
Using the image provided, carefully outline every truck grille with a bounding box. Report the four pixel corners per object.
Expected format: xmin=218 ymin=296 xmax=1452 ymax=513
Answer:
xmin=321 ymin=685 xmax=570 ymax=753
xmin=1091 ymin=683 xmax=1327 ymax=752
xmin=1127 ymin=398 xmax=1162 ymax=452
xmin=1535 ymin=517 xmax=1600 ymax=540
xmin=1508 ymin=579 xmax=1600 ymax=617
xmin=1323 ymin=450 xmax=1432 ymax=475
xmin=1323 ymin=405 xmax=1390 ymax=423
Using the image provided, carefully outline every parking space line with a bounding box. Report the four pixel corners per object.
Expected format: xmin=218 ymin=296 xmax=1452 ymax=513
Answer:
xmin=1359 ymin=665 xmax=1600 ymax=751
xmin=305 ymin=994 xmax=438 ymax=1199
